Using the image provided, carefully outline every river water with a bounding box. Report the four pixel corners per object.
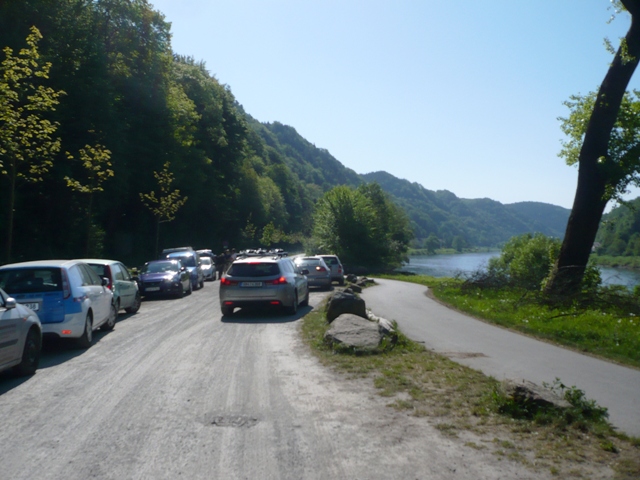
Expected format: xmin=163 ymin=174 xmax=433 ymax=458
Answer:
xmin=400 ymin=252 xmax=640 ymax=289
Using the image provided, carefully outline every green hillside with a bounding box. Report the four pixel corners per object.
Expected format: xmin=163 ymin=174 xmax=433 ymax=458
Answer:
xmin=361 ymin=171 xmax=570 ymax=247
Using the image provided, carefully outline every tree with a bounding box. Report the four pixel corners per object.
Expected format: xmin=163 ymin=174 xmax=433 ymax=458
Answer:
xmin=64 ymin=144 xmax=114 ymax=256
xmin=312 ymin=184 xmax=412 ymax=270
xmin=0 ymin=26 xmax=64 ymax=262
xmin=545 ymin=0 xmax=640 ymax=295
xmin=140 ymin=162 xmax=188 ymax=258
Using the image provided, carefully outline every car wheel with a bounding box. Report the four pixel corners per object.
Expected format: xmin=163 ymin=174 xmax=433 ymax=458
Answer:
xmin=13 ymin=328 xmax=41 ymax=376
xmin=300 ymin=289 xmax=309 ymax=307
xmin=77 ymin=313 xmax=93 ymax=348
xmin=101 ymin=302 xmax=117 ymax=331
xmin=187 ymin=281 xmax=193 ymax=295
xmin=221 ymin=305 xmax=234 ymax=316
xmin=339 ymin=278 xmax=345 ymax=286
xmin=199 ymin=278 xmax=204 ymax=289
xmin=286 ymin=292 xmax=298 ymax=315
xmin=125 ymin=292 xmax=141 ymax=314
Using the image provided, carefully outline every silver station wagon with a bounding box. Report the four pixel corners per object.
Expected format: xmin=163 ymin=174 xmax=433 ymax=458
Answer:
xmin=219 ymin=254 xmax=309 ymax=316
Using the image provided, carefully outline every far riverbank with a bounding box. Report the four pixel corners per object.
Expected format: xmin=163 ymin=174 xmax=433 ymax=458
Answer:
xmin=400 ymin=252 xmax=640 ymax=289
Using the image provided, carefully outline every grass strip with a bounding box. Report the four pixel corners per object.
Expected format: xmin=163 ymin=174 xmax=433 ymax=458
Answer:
xmin=301 ymin=299 xmax=640 ymax=478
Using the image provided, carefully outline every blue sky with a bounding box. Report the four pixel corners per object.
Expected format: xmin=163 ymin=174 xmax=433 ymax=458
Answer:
xmin=150 ymin=0 xmax=639 ymax=210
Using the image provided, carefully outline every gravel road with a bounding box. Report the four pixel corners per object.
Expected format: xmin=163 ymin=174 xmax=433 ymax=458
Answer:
xmin=0 ymin=282 xmax=549 ymax=479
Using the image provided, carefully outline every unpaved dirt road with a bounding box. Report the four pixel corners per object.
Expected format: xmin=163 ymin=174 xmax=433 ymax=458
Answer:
xmin=0 ymin=282 xmax=548 ymax=479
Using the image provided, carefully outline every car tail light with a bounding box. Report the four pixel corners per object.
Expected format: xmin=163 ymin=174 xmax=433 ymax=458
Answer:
xmin=61 ymin=268 xmax=71 ymax=299
xmin=338 ymin=266 xmax=343 ymax=273
xmin=220 ymin=278 xmax=238 ymax=286
xmin=267 ymin=276 xmax=287 ymax=285
xmin=316 ymin=266 xmax=327 ymax=272
xmin=270 ymin=301 xmax=281 ymax=305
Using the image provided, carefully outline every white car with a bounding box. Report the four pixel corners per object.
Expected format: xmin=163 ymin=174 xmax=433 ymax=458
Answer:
xmin=200 ymin=256 xmax=215 ymax=281
xmin=0 ymin=260 xmax=116 ymax=348
xmin=0 ymin=287 xmax=42 ymax=376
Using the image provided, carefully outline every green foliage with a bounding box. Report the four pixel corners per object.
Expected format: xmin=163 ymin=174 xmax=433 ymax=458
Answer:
xmin=312 ymin=183 xmax=412 ymax=269
xmin=487 ymin=233 xmax=562 ymax=289
xmin=140 ymin=161 xmax=188 ymax=224
xmin=559 ymin=91 xmax=640 ymax=203
xmin=0 ymin=25 xmax=64 ymax=261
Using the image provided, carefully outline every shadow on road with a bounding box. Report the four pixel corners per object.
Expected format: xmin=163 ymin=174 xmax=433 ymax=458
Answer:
xmin=220 ymin=305 xmax=313 ymax=324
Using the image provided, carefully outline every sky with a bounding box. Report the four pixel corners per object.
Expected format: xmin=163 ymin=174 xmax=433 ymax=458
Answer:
xmin=149 ymin=0 xmax=640 ymax=210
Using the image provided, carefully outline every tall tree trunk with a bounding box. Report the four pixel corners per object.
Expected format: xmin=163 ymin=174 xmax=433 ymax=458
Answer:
xmin=545 ymin=1 xmax=640 ymax=295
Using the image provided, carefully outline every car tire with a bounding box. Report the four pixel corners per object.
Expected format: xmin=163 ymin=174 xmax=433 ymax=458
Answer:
xmin=125 ymin=292 xmax=141 ymax=314
xmin=339 ymin=278 xmax=345 ymax=286
xmin=221 ymin=305 xmax=234 ymax=316
xmin=199 ymin=278 xmax=204 ymax=289
xmin=300 ymin=289 xmax=309 ymax=307
xmin=286 ymin=292 xmax=298 ymax=315
xmin=101 ymin=302 xmax=117 ymax=331
xmin=187 ymin=281 xmax=193 ymax=295
xmin=77 ymin=313 xmax=93 ymax=348
xmin=13 ymin=328 xmax=41 ymax=376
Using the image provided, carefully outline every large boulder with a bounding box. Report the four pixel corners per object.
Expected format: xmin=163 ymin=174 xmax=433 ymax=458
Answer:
xmin=503 ymin=380 xmax=571 ymax=410
xmin=325 ymin=291 xmax=367 ymax=323
xmin=324 ymin=314 xmax=382 ymax=350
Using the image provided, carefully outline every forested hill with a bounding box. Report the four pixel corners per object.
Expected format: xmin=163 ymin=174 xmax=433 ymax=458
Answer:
xmin=245 ymin=117 xmax=362 ymax=191
xmin=0 ymin=0 xmax=570 ymax=265
xmin=361 ymin=171 xmax=570 ymax=247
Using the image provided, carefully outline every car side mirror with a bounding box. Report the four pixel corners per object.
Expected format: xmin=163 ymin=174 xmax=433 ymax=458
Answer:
xmin=5 ymin=296 xmax=17 ymax=309
xmin=102 ymin=277 xmax=109 ymax=287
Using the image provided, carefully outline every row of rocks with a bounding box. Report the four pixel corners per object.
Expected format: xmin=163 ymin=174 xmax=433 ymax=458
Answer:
xmin=323 ymin=287 xmax=395 ymax=351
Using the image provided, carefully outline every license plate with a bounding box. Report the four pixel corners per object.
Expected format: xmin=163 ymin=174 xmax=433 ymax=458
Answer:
xmin=240 ymin=282 xmax=262 ymax=287
xmin=21 ymin=302 xmax=39 ymax=311
xmin=146 ymin=287 xmax=160 ymax=292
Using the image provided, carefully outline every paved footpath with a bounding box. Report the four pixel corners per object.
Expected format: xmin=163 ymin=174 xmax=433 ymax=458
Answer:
xmin=361 ymin=278 xmax=640 ymax=438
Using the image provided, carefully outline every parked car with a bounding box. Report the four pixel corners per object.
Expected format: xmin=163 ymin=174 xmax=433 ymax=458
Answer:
xmin=165 ymin=251 xmax=204 ymax=290
xmin=0 ymin=287 xmax=42 ymax=376
xmin=0 ymin=260 xmax=116 ymax=348
xmin=219 ymin=254 xmax=309 ymax=316
xmin=318 ymin=254 xmax=345 ymax=285
xmin=200 ymin=256 xmax=214 ymax=281
xmin=293 ymin=256 xmax=332 ymax=289
xmin=81 ymin=259 xmax=141 ymax=314
xmin=138 ymin=259 xmax=191 ymax=298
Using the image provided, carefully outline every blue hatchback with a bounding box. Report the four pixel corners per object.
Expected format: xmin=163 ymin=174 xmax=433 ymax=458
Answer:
xmin=0 ymin=260 xmax=116 ymax=348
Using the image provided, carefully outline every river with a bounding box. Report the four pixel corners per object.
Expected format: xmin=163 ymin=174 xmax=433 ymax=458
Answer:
xmin=400 ymin=252 xmax=640 ymax=289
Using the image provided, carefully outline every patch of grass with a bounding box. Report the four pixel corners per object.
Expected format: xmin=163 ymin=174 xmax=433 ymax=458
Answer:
xmin=301 ymin=303 xmax=640 ymax=479
xmin=377 ymin=273 xmax=640 ymax=368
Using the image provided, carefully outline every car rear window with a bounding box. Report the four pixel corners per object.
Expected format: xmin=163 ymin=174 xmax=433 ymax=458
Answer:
xmin=168 ymin=253 xmax=196 ymax=267
xmin=297 ymin=259 xmax=321 ymax=267
xmin=0 ymin=267 xmax=63 ymax=293
xmin=227 ymin=263 xmax=280 ymax=277
xmin=321 ymin=257 xmax=339 ymax=265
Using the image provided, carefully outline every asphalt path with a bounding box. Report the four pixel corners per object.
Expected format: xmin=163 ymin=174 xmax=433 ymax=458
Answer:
xmin=361 ymin=278 xmax=640 ymax=438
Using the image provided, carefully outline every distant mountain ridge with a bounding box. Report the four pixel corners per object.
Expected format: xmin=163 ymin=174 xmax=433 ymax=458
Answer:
xmin=359 ymin=172 xmax=570 ymax=247
xmin=244 ymin=118 xmax=571 ymax=248
xmin=243 ymin=117 xmax=573 ymax=247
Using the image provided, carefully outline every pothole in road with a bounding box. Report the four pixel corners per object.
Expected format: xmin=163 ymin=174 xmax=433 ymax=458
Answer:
xmin=206 ymin=414 xmax=259 ymax=428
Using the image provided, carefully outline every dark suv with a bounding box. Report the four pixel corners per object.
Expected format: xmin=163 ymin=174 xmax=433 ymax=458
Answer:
xmin=219 ymin=254 xmax=309 ymax=316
